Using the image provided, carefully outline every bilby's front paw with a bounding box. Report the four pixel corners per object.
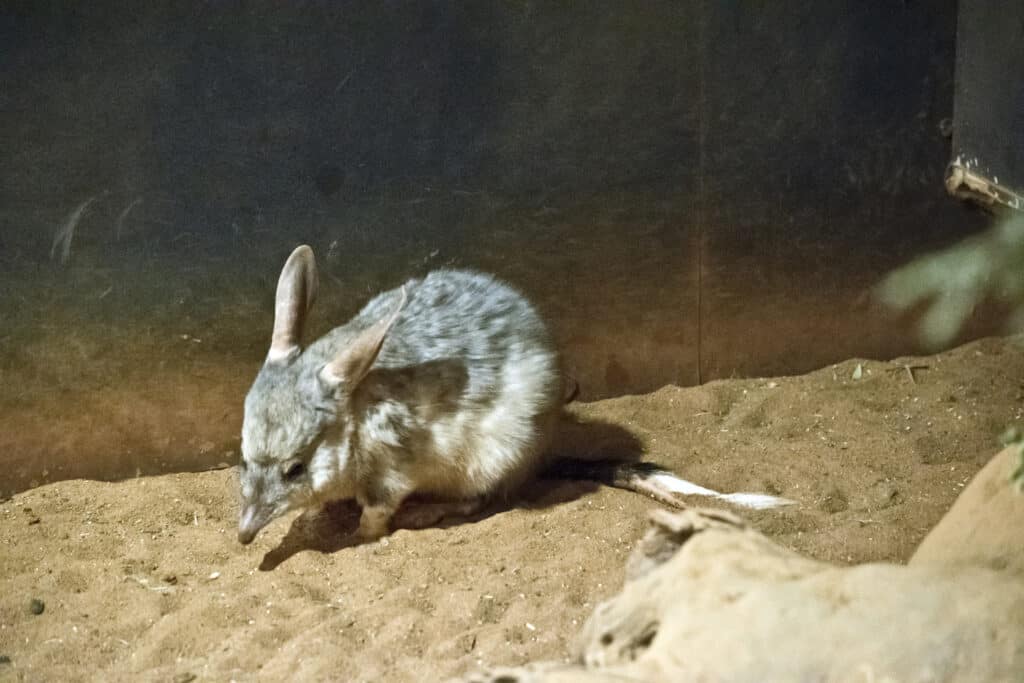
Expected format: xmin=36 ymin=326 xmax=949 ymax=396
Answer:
xmin=356 ymin=505 xmax=392 ymax=540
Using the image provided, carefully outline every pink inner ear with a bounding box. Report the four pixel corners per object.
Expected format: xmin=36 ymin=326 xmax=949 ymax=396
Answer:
xmin=266 ymin=345 xmax=299 ymax=363
xmin=323 ymin=286 xmax=406 ymax=387
xmin=269 ymin=245 xmax=318 ymax=359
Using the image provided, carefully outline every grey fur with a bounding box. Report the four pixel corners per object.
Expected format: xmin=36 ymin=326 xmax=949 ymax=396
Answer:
xmin=238 ymin=246 xmax=793 ymax=545
xmin=238 ymin=246 xmax=562 ymax=543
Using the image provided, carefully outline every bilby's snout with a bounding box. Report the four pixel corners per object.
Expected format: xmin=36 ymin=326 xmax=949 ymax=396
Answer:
xmin=238 ymin=504 xmax=264 ymax=545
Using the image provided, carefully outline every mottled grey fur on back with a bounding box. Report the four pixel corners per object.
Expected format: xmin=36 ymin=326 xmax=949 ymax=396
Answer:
xmin=331 ymin=269 xmax=556 ymax=401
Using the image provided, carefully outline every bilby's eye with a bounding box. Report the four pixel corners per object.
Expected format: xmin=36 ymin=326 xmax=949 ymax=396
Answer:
xmin=283 ymin=461 xmax=305 ymax=481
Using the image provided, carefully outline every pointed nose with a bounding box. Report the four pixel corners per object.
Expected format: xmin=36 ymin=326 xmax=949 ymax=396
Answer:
xmin=238 ymin=505 xmax=262 ymax=545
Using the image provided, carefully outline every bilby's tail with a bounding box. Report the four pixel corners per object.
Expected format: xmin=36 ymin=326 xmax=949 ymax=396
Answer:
xmin=543 ymin=459 xmax=794 ymax=511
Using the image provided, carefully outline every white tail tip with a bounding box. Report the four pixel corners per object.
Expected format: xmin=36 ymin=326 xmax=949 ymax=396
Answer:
xmin=649 ymin=473 xmax=795 ymax=510
xmin=718 ymin=492 xmax=796 ymax=510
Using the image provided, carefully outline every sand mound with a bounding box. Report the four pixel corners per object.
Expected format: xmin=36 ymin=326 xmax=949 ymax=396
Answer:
xmin=2 ymin=336 xmax=1023 ymax=681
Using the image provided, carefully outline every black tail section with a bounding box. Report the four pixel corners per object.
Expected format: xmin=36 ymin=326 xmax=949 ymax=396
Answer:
xmin=542 ymin=458 xmax=688 ymax=509
xmin=543 ymin=458 xmax=665 ymax=486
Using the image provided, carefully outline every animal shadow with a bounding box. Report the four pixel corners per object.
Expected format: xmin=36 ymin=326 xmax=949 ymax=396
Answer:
xmin=258 ymin=413 xmax=643 ymax=570
xmin=259 ymin=499 xmax=363 ymax=570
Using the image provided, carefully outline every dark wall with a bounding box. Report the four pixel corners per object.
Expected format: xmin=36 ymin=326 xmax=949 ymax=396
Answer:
xmin=1 ymin=2 xmax=702 ymax=237
xmin=1 ymin=3 xmax=964 ymax=222
xmin=0 ymin=1 xmax=991 ymax=392
xmin=695 ymin=3 xmax=981 ymax=379
xmin=951 ymin=0 xmax=1024 ymax=197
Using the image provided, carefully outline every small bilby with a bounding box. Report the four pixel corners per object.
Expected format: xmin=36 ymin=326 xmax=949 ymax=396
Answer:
xmin=237 ymin=245 xmax=791 ymax=545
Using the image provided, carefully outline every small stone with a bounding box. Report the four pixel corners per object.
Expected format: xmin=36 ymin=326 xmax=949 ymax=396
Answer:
xmin=473 ymin=594 xmax=507 ymax=624
xmin=173 ymin=674 xmax=197 ymax=683
xmin=457 ymin=633 xmax=477 ymax=653
xmin=819 ymin=487 xmax=849 ymax=514
xmin=27 ymin=517 xmax=41 ymax=525
xmin=869 ymin=480 xmax=902 ymax=509
xmin=0 ymin=655 xmax=11 ymax=665
xmin=29 ymin=598 xmax=45 ymax=615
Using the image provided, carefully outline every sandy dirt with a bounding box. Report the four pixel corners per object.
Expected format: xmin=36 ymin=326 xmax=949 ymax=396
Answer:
xmin=1 ymin=334 xmax=1021 ymax=681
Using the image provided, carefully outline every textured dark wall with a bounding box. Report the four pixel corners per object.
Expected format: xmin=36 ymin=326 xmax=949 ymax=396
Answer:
xmin=951 ymin=0 xmax=1024 ymax=193
xmin=0 ymin=1 xmax=992 ymax=393
xmin=1 ymin=2 xmax=701 ymax=237
xmin=694 ymin=3 xmax=984 ymax=380
xmin=1 ymin=3 xmax=965 ymax=229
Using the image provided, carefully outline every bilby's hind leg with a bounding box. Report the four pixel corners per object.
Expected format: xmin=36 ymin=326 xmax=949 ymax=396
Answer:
xmin=355 ymin=467 xmax=417 ymax=539
xmin=393 ymin=496 xmax=488 ymax=530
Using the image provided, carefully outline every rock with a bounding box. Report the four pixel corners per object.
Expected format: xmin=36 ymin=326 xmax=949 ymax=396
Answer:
xmin=29 ymin=598 xmax=45 ymax=615
xmin=910 ymin=445 xmax=1024 ymax=574
xmin=623 ymin=507 xmax=749 ymax=581
xmin=579 ymin=547 xmax=1022 ymax=681
xmin=456 ymin=505 xmax=1024 ymax=683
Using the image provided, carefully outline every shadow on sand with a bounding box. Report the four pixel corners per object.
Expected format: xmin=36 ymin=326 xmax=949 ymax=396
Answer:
xmin=257 ymin=412 xmax=645 ymax=570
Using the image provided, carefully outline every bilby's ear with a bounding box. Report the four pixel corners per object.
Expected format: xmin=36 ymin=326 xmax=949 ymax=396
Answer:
xmin=267 ymin=245 xmax=318 ymax=364
xmin=319 ymin=287 xmax=406 ymax=391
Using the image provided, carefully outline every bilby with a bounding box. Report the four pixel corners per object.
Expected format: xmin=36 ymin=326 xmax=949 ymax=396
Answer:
xmin=237 ymin=245 xmax=791 ymax=545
